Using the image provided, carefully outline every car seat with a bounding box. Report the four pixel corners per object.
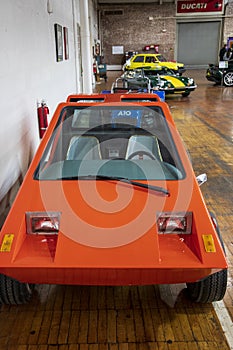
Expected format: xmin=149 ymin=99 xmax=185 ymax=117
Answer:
xmin=125 ymin=135 xmax=162 ymax=160
xmin=66 ymin=136 xmax=102 ymax=160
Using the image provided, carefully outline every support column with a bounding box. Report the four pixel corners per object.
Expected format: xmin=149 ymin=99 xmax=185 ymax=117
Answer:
xmin=80 ymin=0 xmax=93 ymax=94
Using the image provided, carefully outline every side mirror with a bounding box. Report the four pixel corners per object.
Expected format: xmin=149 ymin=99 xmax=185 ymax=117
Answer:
xmin=196 ymin=173 xmax=207 ymax=186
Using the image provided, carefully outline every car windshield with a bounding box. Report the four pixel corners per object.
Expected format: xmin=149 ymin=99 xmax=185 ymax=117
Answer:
xmin=34 ymin=105 xmax=185 ymax=181
xmin=157 ymin=54 xmax=167 ymax=62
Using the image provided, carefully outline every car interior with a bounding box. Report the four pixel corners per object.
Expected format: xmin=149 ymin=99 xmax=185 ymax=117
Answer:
xmin=34 ymin=106 xmax=184 ymax=181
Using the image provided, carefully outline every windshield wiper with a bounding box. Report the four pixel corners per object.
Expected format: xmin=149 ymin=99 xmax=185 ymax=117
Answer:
xmin=77 ymin=175 xmax=170 ymax=196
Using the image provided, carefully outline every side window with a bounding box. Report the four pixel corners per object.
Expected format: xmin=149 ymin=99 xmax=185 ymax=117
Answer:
xmin=133 ymin=56 xmax=144 ymax=63
xmin=145 ymin=56 xmax=157 ymax=63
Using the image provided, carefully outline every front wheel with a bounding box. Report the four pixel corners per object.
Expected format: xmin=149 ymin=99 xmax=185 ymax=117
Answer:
xmin=186 ymin=212 xmax=227 ymax=303
xmin=0 ymin=274 xmax=34 ymax=305
xmin=182 ymin=91 xmax=190 ymax=97
xmin=223 ymin=70 xmax=233 ymax=86
xmin=186 ymin=269 xmax=227 ymax=303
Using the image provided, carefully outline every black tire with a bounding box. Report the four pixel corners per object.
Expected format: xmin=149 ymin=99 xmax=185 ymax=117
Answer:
xmin=223 ymin=70 xmax=233 ymax=87
xmin=0 ymin=274 xmax=34 ymax=305
xmin=186 ymin=269 xmax=227 ymax=303
xmin=186 ymin=212 xmax=227 ymax=303
xmin=182 ymin=91 xmax=190 ymax=97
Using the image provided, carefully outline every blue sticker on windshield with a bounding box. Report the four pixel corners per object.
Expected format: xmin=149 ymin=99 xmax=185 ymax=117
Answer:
xmin=111 ymin=110 xmax=143 ymax=127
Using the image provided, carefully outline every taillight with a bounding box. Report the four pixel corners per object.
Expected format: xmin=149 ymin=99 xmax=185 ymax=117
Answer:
xmin=156 ymin=212 xmax=192 ymax=234
xmin=26 ymin=212 xmax=61 ymax=234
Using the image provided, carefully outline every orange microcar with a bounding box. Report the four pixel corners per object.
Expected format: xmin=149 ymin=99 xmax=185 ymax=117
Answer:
xmin=0 ymin=93 xmax=227 ymax=304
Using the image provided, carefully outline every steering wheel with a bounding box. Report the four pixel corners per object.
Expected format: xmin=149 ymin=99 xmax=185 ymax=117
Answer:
xmin=111 ymin=157 xmax=125 ymax=160
xmin=127 ymin=150 xmax=156 ymax=160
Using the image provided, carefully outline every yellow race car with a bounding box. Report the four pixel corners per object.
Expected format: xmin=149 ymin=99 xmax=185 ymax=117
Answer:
xmin=123 ymin=53 xmax=185 ymax=75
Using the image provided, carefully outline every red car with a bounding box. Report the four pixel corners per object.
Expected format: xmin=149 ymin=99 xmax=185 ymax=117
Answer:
xmin=0 ymin=93 xmax=227 ymax=304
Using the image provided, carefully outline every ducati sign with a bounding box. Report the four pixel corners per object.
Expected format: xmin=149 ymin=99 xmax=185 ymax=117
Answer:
xmin=181 ymin=3 xmax=208 ymax=10
xmin=177 ymin=0 xmax=224 ymax=14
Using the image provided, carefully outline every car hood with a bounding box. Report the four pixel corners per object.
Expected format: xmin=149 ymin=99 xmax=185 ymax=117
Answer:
xmin=3 ymin=176 xmax=214 ymax=248
xmin=0 ymin=174 xmax=228 ymax=286
xmin=159 ymin=62 xmax=181 ymax=70
xmin=151 ymin=75 xmax=186 ymax=86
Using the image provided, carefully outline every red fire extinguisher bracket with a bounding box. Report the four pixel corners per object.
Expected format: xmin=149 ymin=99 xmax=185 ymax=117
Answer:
xmin=37 ymin=100 xmax=49 ymax=139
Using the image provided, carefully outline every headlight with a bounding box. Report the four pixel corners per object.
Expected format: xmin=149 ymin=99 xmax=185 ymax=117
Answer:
xmin=188 ymin=78 xmax=194 ymax=85
xmin=156 ymin=212 xmax=192 ymax=234
xmin=26 ymin=212 xmax=61 ymax=234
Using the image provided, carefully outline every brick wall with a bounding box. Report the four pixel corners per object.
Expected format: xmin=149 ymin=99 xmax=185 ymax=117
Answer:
xmin=224 ymin=1 xmax=233 ymax=45
xmin=99 ymin=3 xmax=176 ymax=66
xmin=99 ymin=2 xmax=233 ymax=67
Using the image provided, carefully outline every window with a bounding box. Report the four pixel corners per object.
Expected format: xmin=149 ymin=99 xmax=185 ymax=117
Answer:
xmin=133 ymin=56 xmax=144 ymax=63
xmin=34 ymin=106 xmax=184 ymax=181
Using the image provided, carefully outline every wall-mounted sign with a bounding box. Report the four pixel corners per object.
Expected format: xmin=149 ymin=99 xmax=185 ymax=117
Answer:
xmin=54 ymin=23 xmax=63 ymax=62
xmin=219 ymin=61 xmax=228 ymax=69
xmin=177 ymin=0 xmax=224 ymax=15
xmin=63 ymin=27 xmax=69 ymax=60
xmin=112 ymin=46 xmax=124 ymax=55
xmin=227 ymin=37 xmax=233 ymax=49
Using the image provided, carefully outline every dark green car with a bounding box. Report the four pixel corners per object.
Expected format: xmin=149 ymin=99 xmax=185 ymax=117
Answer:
xmin=206 ymin=60 xmax=233 ymax=86
xmin=118 ymin=67 xmax=197 ymax=97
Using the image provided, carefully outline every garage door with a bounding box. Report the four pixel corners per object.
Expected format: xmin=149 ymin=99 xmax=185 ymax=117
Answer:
xmin=177 ymin=21 xmax=221 ymax=67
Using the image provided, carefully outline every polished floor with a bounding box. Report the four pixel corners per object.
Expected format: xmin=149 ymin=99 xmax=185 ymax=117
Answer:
xmin=0 ymin=70 xmax=233 ymax=349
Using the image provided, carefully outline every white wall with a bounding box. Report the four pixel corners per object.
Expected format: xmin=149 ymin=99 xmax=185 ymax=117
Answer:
xmin=0 ymin=0 xmax=97 ymax=207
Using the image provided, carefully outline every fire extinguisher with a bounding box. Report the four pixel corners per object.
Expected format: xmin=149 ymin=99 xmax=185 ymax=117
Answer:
xmin=37 ymin=100 xmax=49 ymax=139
